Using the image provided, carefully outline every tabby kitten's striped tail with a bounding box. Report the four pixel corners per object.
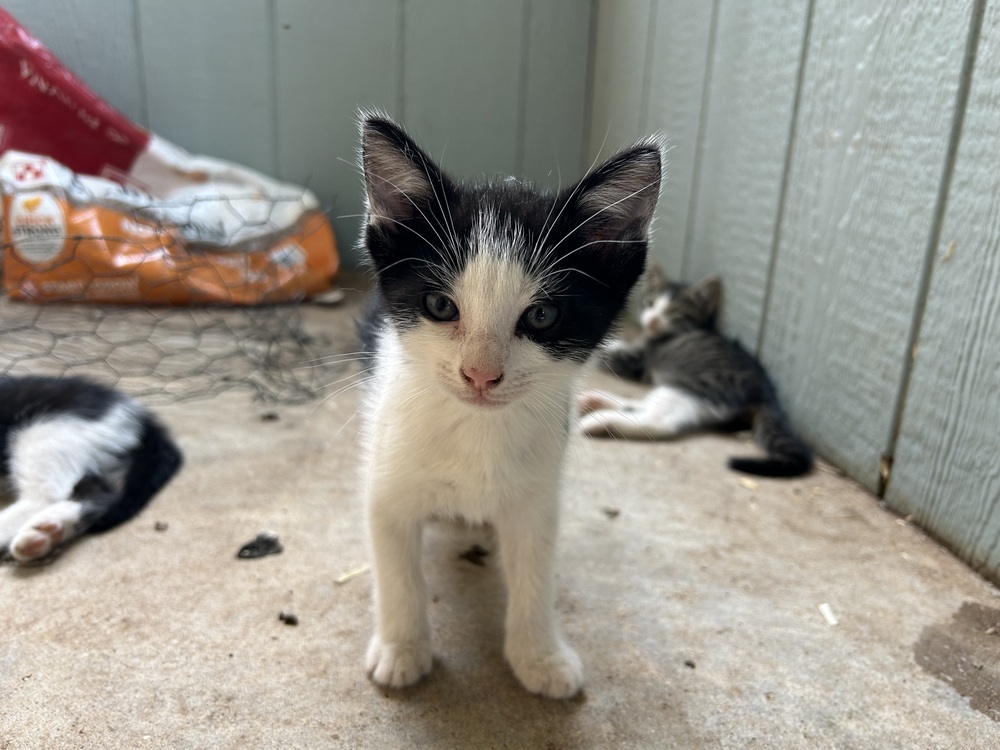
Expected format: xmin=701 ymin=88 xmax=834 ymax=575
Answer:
xmin=728 ymin=403 xmax=813 ymax=478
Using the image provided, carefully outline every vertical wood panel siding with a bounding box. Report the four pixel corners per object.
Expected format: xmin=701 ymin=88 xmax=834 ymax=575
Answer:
xmin=588 ymin=0 xmax=717 ymax=280
xmin=642 ymin=0 xmax=715 ymax=280
xmin=588 ymin=0 xmax=653 ymax=162
xmin=274 ymin=0 xmax=403 ymax=262
xmin=520 ymin=0 xmax=592 ymax=188
xmin=588 ymin=1 xmax=998 ymax=581
xmin=137 ymin=0 xmax=278 ymax=176
xmin=402 ymin=0 xmax=527 ymax=179
xmin=887 ymin=1 xmax=1000 ymax=580
xmin=684 ymin=1 xmax=811 ymax=350
xmin=759 ymin=0 xmax=972 ymax=491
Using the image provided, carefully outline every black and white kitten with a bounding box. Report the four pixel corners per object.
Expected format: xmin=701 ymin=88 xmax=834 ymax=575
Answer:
xmin=578 ymin=262 xmax=813 ymax=477
xmin=356 ymin=115 xmax=661 ymax=698
xmin=0 ymin=376 xmax=182 ymax=562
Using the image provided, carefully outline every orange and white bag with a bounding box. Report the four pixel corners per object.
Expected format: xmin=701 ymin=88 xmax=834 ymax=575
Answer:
xmin=0 ymin=8 xmax=338 ymax=305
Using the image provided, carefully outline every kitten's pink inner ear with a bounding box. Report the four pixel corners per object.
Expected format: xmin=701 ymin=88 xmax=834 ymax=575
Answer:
xmin=362 ymin=126 xmax=436 ymax=224
xmin=570 ymin=143 xmax=662 ymax=249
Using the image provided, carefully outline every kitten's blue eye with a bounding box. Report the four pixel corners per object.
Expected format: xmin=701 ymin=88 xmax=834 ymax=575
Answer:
xmin=423 ymin=292 xmax=459 ymax=322
xmin=521 ymin=303 xmax=560 ymax=332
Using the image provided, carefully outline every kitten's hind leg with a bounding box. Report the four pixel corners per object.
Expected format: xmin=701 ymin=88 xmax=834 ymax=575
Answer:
xmin=579 ymin=385 xmax=710 ymax=439
xmin=576 ymin=389 xmax=643 ymax=416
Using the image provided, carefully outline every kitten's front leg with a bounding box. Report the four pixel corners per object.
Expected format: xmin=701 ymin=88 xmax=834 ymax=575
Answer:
xmin=496 ymin=494 xmax=583 ymax=699
xmin=365 ymin=499 xmax=433 ymax=688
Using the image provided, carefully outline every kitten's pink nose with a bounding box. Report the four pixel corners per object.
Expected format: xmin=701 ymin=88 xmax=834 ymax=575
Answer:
xmin=461 ymin=366 xmax=503 ymax=392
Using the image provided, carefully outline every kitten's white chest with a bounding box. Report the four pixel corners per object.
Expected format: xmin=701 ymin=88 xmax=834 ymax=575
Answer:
xmin=363 ymin=352 xmax=567 ymax=522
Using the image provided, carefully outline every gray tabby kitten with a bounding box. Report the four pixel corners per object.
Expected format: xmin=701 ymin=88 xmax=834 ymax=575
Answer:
xmin=578 ymin=262 xmax=813 ymax=477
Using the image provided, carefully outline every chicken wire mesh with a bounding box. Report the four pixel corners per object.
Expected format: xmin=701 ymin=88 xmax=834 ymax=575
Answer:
xmin=0 ymin=235 xmax=353 ymax=407
xmin=0 ymin=292 xmax=344 ymax=405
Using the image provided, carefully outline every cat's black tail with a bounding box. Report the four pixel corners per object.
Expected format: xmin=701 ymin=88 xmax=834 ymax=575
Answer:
xmin=86 ymin=415 xmax=184 ymax=533
xmin=728 ymin=403 xmax=813 ymax=478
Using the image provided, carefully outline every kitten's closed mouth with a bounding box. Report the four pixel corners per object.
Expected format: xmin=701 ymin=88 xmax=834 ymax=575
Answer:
xmin=457 ymin=391 xmax=509 ymax=409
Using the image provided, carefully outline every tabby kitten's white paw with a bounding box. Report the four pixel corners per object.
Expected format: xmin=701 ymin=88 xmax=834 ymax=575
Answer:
xmin=506 ymin=641 xmax=584 ymax=699
xmin=576 ymin=389 xmax=618 ymax=415
xmin=578 ymin=410 xmax=617 ymax=437
xmin=365 ymin=636 xmax=433 ymax=689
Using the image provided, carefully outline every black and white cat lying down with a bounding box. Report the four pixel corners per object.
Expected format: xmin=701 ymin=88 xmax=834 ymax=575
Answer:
xmin=0 ymin=376 xmax=182 ymax=563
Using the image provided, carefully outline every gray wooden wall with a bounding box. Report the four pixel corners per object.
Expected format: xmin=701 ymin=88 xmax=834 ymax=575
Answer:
xmin=591 ymin=0 xmax=1000 ymax=582
xmin=5 ymin=1 xmax=999 ymax=582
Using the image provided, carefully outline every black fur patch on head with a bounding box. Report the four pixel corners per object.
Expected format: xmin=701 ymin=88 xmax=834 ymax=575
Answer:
xmin=359 ymin=115 xmax=662 ymax=361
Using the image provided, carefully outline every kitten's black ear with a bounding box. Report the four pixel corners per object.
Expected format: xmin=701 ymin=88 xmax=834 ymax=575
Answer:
xmin=687 ymin=275 xmax=722 ymax=317
xmin=569 ymin=139 xmax=663 ymax=245
xmin=360 ymin=114 xmax=448 ymax=230
xmin=558 ymin=139 xmax=662 ymax=295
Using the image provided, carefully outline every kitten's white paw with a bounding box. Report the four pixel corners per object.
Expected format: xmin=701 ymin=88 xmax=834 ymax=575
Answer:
xmin=506 ymin=641 xmax=584 ymax=699
xmin=365 ymin=636 xmax=433 ymax=688
xmin=579 ymin=411 xmax=615 ymax=437
xmin=576 ymin=390 xmax=616 ymax=415
xmin=10 ymin=520 xmax=66 ymax=562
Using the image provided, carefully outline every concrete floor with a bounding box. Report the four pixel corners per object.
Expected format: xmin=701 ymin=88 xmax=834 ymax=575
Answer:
xmin=2 ymin=292 xmax=999 ymax=749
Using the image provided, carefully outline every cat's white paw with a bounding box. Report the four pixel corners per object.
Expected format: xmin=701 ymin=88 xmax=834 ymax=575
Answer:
xmin=576 ymin=390 xmax=616 ymax=416
xmin=10 ymin=519 xmax=66 ymax=562
xmin=365 ymin=635 xmax=433 ymax=689
xmin=579 ymin=411 xmax=615 ymax=437
xmin=506 ymin=641 xmax=584 ymax=699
